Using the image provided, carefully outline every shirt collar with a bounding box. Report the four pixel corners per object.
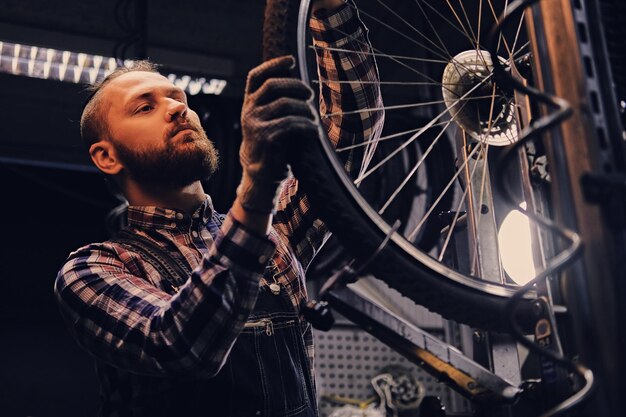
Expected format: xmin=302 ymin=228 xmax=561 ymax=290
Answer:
xmin=126 ymin=194 xmax=214 ymax=230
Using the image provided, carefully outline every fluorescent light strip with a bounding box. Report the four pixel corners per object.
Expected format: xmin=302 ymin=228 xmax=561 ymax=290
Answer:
xmin=0 ymin=40 xmax=227 ymax=96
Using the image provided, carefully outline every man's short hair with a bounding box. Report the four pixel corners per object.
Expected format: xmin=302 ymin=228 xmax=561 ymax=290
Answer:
xmin=80 ymin=60 xmax=159 ymax=148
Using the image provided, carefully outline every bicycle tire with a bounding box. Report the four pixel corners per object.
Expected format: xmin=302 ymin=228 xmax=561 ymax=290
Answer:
xmin=263 ymin=0 xmax=537 ymax=332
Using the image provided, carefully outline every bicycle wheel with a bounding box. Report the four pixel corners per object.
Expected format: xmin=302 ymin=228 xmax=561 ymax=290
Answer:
xmin=264 ymin=0 xmax=532 ymax=331
xmin=263 ymin=0 xmax=557 ymax=332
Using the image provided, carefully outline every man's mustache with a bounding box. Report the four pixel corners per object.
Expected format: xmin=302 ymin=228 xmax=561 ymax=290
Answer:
xmin=167 ymin=120 xmax=201 ymax=140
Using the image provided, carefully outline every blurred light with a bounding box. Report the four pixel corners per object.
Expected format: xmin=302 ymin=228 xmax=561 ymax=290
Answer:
xmin=498 ymin=202 xmax=536 ymax=285
xmin=0 ymin=40 xmax=227 ymax=96
xmin=167 ymin=73 xmax=227 ymax=96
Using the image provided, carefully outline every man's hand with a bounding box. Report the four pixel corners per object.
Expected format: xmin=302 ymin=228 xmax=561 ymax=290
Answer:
xmin=236 ymin=55 xmax=318 ymax=219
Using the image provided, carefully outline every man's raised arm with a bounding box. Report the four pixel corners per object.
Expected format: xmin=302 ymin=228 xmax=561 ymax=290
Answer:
xmin=273 ymin=0 xmax=385 ymax=267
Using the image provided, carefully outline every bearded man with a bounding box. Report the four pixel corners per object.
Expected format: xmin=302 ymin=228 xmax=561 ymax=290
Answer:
xmin=55 ymin=1 xmax=383 ymax=416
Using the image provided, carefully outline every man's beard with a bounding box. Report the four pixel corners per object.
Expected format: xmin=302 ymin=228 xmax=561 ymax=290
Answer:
xmin=114 ymin=128 xmax=219 ymax=189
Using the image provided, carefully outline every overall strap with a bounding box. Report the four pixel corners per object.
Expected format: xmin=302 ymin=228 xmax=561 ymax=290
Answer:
xmin=110 ymin=230 xmax=191 ymax=293
xmin=207 ymin=211 xmax=226 ymax=237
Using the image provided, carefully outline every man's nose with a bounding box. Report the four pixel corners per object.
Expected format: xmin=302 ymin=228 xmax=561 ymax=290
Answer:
xmin=165 ymin=99 xmax=188 ymax=122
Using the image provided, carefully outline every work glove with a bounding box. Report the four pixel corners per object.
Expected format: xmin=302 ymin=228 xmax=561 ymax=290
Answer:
xmin=237 ymin=55 xmax=319 ymax=214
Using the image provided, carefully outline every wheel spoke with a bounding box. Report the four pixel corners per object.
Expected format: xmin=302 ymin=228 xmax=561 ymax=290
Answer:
xmin=353 ymin=73 xmax=495 ymax=185
xmin=345 ymin=3 xmax=496 ymax=82
xmin=438 ymin=156 xmax=480 ymax=261
xmin=323 ymin=94 xmax=502 ymax=119
xmin=418 ymin=0 xmax=473 ymax=41
xmin=510 ymin=10 xmax=526 ymax=59
xmin=487 ymin=0 xmax=513 ymax=56
xmin=351 ymin=4 xmax=454 ymax=63
xmin=320 ymin=23 xmax=458 ymax=90
xmin=313 ymin=80 xmax=465 ymax=87
xmin=310 ymin=45 xmax=449 ymax=64
xmin=475 ymin=0 xmax=491 ymax=70
xmin=374 ymin=0 xmax=453 ymax=60
xmin=407 ymin=143 xmax=482 ymax=241
xmin=445 ymin=0 xmax=480 ymax=51
xmin=469 ymin=140 xmax=493 ymax=276
xmin=413 ymin=0 xmax=454 ymax=61
xmin=378 ymin=118 xmax=455 ymax=215
xmin=456 ymin=0 xmax=480 ymax=47
xmin=336 ymin=121 xmax=451 ymax=153
xmin=477 ymin=0 xmax=484 ymax=47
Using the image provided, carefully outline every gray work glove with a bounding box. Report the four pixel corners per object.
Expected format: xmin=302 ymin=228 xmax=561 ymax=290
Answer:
xmin=237 ymin=55 xmax=319 ymax=214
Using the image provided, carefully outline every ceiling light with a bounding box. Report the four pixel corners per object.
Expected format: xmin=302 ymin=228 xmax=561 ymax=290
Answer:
xmin=0 ymin=39 xmax=227 ymax=96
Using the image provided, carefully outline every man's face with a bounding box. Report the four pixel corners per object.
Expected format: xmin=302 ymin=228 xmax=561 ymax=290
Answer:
xmin=102 ymin=71 xmax=218 ymax=188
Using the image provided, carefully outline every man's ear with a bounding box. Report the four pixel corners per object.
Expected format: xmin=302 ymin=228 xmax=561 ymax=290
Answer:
xmin=89 ymin=140 xmax=123 ymax=175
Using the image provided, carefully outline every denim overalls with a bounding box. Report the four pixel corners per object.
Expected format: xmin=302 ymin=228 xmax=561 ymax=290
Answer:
xmin=104 ymin=213 xmax=317 ymax=417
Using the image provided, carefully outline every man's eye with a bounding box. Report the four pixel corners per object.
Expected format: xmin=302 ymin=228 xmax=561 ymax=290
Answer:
xmin=136 ymin=104 xmax=153 ymax=113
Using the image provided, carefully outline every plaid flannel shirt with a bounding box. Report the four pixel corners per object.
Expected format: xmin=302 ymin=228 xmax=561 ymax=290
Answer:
xmin=55 ymin=3 xmax=383 ymax=414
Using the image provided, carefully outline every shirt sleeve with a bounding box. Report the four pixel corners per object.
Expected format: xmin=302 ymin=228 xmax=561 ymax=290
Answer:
xmin=54 ymin=212 xmax=275 ymax=378
xmin=273 ymin=1 xmax=384 ymax=268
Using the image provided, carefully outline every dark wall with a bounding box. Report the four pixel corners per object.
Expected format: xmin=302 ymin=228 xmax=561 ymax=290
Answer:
xmin=0 ymin=165 xmax=115 ymax=417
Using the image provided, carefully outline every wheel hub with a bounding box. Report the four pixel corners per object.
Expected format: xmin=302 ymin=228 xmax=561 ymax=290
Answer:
xmin=442 ymin=50 xmax=518 ymax=146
